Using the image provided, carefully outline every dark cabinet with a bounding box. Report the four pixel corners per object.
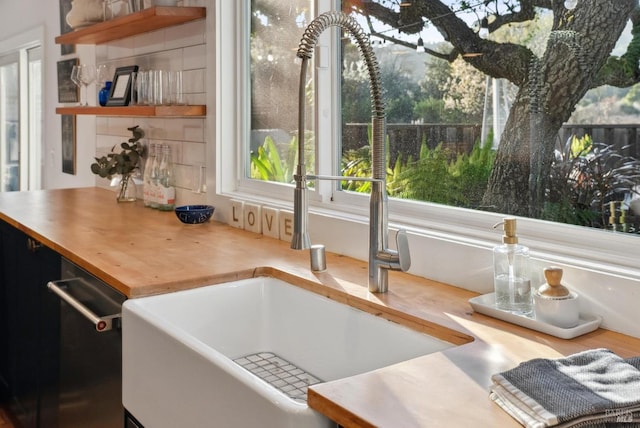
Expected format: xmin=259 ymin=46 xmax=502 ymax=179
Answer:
xmin=0 ymin=221 xmax=61 ymax=428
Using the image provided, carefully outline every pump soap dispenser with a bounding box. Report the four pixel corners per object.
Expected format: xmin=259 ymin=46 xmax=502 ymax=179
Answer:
xmin=533 ymin=267 xmax=580 ymax=328
xmin=493 ymin=218 xmax=532 ymax=315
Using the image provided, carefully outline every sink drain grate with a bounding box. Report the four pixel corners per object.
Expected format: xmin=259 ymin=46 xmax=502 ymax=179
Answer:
xmin=233 ymin=352 xmax=323 ymax=403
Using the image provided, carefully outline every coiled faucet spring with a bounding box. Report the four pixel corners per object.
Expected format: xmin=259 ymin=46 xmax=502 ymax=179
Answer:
xmin=296 ymin=11 xmax=385 ymax=119
xmin=291 ymin=11 xmax=411 ymax=293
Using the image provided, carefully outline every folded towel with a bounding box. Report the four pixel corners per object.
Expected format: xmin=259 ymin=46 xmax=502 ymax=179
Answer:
xmin=490 ymin=348 xmax=640 ymax=428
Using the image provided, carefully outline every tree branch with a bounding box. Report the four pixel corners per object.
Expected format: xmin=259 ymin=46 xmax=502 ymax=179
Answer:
xmin=488 ymin=0 xmax=536 ymax=32
xmin=348 ymin=1 xmax=535 ymax=85
xmin=592 ymin=6 xmax=640 ymax=88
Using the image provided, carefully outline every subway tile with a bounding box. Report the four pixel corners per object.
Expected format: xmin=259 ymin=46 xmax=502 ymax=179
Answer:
xmin=182 ymin=0 xmax=206 ymax=7
xmin=183 ymin=68 xmax=205 ymax=94
xmin=107 ymin=117 xmax=137 ymax=135
xmin=182 ymin=119 xmax=205 ymax=143
xmin=172 ymin=163 xmax=191 ymax=191
xmin=147 ymin=50 xmax=175 ymax=71
xmin=183 ymin=45 xmax=206 ymax=70
xmin=96 ymin=135 xmax=120 ymax=150
xmin=165 ymin=20 xmax=206 ymax=50
xmin=133 ymin=29 xmax=166 ymax=56
xmin=186 ymin=93 xmax=206 ymax=105
xmin=144 ymin=121 xmax=170 ymax=139
xmin=176 ymin=162 xmax=205 ymax=194
xmin=105 ymin=38 xmax=135 ymax=60
xmin=174 ymin=186 xmax=207 ymax=208
xmin=181 ymin=141 xmax=206 ymax=165
xmin=96 ymin=117 xmax=109 ymax=134
xmin=161 ymin=119 xmax=186 ymax=141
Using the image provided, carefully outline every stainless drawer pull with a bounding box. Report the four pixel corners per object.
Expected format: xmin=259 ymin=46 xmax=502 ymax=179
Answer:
xmin=47 ymin=280 xmax=120 ymax=332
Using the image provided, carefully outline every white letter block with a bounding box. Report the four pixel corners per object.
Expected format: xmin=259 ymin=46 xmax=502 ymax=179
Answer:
xmin=261 ymin=207 xmax=280 ymax=239
xmin=229 ymin=199 xmax=244 ymax=229
xmin=244 ymin=203 xmax=262 ymax=234
xmin=279 ymin=209 xmax=294 ymax=242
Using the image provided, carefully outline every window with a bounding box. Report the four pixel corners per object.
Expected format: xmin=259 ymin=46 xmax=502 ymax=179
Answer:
xmin=0 ymin=53 xmax=20 ymax=191
xmin=217 ymin=1 xmax=639 ymax=278
xmin=0 ymin=42 xmax=42 ymax=192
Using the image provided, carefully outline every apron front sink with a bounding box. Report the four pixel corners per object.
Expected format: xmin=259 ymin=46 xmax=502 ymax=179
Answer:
xmin=123 ymin=276 xmax=455 ymax=427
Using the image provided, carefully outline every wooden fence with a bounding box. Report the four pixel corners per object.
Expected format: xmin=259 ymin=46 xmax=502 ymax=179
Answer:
xmin=558 ymin=124 xmax=640 ymax=158
xmin=343 ymin=123 xmax=640 ymax=164
xmin=343 ymin=123 xmax=481 ymax=165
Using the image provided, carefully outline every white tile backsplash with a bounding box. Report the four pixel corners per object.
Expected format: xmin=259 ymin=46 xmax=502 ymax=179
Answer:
xmin=183 ymin=44 xmax=206 ymax=69
xmin=165 ymin=20 xmax=206 ymax=50
xmin=182 ymin=119 xmax=206 ymax=142
xmin=105 ymin=37 xmax=136 ymax=59
xmin=184 ymin=68 xmax=205 ymax=93
xmin=133 ymin=29 xmax=166 ymax=56
xmin=181 ymin=141 xmax=206 ymax=165
xmin=94 ymin=13 xmax=207 ymax=208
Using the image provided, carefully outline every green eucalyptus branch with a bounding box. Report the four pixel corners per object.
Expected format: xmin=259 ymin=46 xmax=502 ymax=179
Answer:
xmin=90 ymin=125 xmax=146 ymax=179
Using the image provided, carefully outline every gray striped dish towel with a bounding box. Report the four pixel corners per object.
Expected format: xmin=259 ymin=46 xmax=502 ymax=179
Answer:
xmin=490 ymin=348 xmax=640 ymax=427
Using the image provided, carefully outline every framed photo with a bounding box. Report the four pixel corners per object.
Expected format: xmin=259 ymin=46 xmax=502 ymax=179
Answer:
xmin=106 ymin=66 xmax=139 ymax=106
xmin=58 ymin=0 xmax=75 ymax=55
xmin=61 ymin=115 xmax=76 ymax=175
xmin=57 ymin=58 xmax=79 ymax=104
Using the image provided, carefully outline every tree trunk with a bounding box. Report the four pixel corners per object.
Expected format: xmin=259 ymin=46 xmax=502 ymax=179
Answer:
xmin=481 ymin=0 xmax=636 ymax=216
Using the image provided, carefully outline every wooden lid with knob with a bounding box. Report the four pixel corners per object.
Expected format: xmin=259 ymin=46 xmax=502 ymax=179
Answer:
xmin=538 ymin=267 xmax=571 ymax=297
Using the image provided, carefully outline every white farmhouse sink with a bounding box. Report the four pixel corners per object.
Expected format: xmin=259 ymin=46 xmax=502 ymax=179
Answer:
xmin=123 ymin=276 xmax=454 ymax=428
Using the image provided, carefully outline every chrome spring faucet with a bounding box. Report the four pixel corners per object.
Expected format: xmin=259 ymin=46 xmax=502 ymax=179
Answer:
xmin=291 ymin=11 xmax=411 ymax=293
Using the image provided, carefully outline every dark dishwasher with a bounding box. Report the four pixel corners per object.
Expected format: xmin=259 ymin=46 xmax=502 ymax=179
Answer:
xmin=41 ymin=258 xmax=126 ymax=427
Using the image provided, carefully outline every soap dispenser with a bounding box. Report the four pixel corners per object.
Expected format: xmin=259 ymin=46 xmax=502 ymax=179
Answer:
xmin=533 ymin=267 xmax=580 ymax=328
xmin=493 ymin=218 xmax=532 ymax=315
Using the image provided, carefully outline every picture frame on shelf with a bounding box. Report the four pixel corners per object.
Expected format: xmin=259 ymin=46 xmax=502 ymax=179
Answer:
xmin=58 ymin=0 xmax=75 ymax=55
xmin=57 ymin=58 xmax=79 ymax=104
xmin=61 ymin=115 xmax=76 ymax=175
xmin=106 ymin=65 xmax=139 ymax=106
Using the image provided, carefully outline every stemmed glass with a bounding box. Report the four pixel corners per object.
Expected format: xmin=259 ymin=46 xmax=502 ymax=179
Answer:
xmin=77 ymin=64 xmax=96 ymax=106
xmin=70 ymin=65 xmax=82 ymax=106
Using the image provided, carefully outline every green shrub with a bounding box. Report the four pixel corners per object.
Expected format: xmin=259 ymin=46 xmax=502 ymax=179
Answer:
xmin=250 ymin=132 xmax=315 ymax=184
xmin=340 ymin=131 xmax=495 ymax=209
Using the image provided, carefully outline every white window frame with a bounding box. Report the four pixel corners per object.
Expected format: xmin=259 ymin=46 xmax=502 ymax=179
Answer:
xmin=0 ymin=26 xmax=43 ymax=192
xmin=214 ymin=0 xmax=640 ymax=288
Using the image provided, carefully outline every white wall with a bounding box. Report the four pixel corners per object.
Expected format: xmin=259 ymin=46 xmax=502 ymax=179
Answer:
xmin=0 ymin=1 xmax=95 ymax=189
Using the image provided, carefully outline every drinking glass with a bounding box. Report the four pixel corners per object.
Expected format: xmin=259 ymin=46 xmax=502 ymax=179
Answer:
xmin=168 ymin=70 xmax=185 ymax=105
xmin=70 ymin=65 xmax=82 ymax=106
xmin=134 ymin=70 xmax=148 ymax=105
xmin=96 ymin=64 xmax=111 ymax=88
xmin=150 ymin=69 xmax=169 ymax=105
xmin=78 ymin=64 xmax=96 ymax=106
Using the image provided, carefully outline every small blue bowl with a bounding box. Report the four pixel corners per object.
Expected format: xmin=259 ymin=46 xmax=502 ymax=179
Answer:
xmin=174 ymin=205 xmax=215 ymax=224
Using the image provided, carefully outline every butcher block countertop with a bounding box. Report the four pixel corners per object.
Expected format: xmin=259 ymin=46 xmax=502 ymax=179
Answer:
xmin=1 ymin=187 xmax=639 ymax=427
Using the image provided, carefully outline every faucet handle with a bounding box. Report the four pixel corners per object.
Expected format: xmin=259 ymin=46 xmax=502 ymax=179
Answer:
xmin=396 ymin=230 xmax=411 ymax=272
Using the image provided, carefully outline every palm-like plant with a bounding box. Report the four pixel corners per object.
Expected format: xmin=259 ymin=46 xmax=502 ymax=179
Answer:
xmin=545 ymin=134 xmax=640 ymax=229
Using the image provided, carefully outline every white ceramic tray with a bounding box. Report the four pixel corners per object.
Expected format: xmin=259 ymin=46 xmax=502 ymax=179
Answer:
xmin=468 ymin=293 xmax=602 ymax=339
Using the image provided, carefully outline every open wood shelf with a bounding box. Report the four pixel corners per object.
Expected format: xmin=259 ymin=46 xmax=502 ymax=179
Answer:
xmin=55 ymin=6 xmax=206 ymax=45
xmin=56 ymin=105 xmax=206 ymax=117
